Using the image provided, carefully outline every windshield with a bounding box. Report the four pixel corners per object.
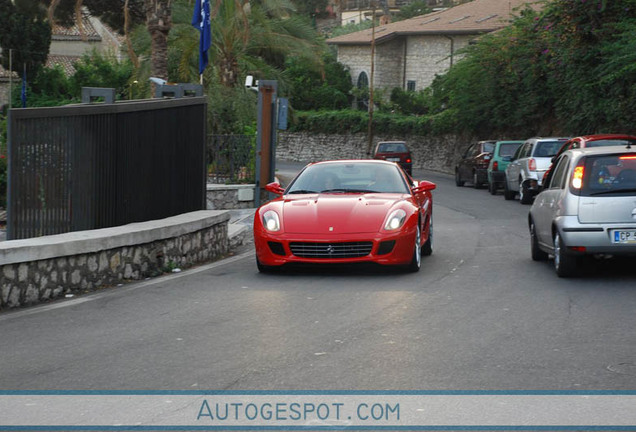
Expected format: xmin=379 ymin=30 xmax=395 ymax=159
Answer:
xmin=579 ymin=154 xmax=636 ymax=196
xmin=286 ymin=162 xmax=410 ymax=194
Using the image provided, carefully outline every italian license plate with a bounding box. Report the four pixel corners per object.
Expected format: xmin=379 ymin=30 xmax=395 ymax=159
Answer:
xmin=387 ymin=157 xmax=400 ymax=162
xmin=612 ymin=230 xmax=636 ymax=243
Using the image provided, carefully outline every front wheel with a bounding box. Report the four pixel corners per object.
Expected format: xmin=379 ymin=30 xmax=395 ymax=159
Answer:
xmin=519 ymin=180 xmax=533 ymax=205
xmin=530 ymin=220 xmax=548 ymax=261
xmin=455 ymin=170 xmax=465 ymax=187
xmin=503 ymin=178 xmax=515 ymax=200
xmin=473 ymin=171 xmax=483 ymax=189
xmin=489 ymin=179 xmax=497 ymax=195
xmin=421 ymin=218 xmax=433 ymax=256
xmin=406 ymin=226 xmax=422 ymax=272
xmin=553 ymin=232 xmax=577 ymax=277
xmin=256 ymin=257 xmax=279 ymax=273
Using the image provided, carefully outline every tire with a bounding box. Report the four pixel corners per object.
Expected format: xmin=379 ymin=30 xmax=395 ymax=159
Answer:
xmin=406 ymin=226 xmax=422 ymax=272
xmin=503 ymin=179 xmax=515 ymax=200
xmin=489 ymin=180 xmax=497 ymax=195
xmin=256 ymin=257 xmax=279 ymax=273
xmin=553 ymin=232 xmax=577 ymax=278
xmin=519 ymin=179 xmax=533 ymax=205
xmin=473 ymin=171 xmax=483 ymax=189
xmin=455 ymin=170 xmax=465 ymax=187
xmin=530 ymin=219 xmax=548 ymax=261
xmin=421 ymin=218 xmax=433 ymax=256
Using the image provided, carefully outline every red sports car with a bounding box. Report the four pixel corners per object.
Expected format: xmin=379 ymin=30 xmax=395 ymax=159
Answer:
xmin=253 ymin=160 xmax=436 ymax=272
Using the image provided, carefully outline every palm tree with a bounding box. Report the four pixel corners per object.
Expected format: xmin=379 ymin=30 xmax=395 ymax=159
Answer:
xmin=144 ymin=0 xmax=172 ymax=80
xmin=174 ymin=0 xmax=323 ymax=88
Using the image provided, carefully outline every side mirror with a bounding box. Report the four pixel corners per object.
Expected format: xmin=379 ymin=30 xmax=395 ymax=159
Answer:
xmin=265 ymin=182 xmax=284 ymax=195
xmin=412 ymin=180 xmax=436 ymax=194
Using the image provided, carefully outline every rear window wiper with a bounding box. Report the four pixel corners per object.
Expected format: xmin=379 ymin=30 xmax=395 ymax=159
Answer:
xmin=590 ymin=188 xmax=636 ymax=196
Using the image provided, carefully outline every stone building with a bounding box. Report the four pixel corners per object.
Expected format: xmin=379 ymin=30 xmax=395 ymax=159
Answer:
xmin=327 ymin=0 xmax=541 ymax=93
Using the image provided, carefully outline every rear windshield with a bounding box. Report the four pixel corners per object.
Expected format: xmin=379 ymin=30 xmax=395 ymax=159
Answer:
xmin=533 ymin=140 xmax=564 ymax=158
xmin=578 ymin=154 xmax=636 ymax=196
xmin=377 ymin=142 xmax=408 ymax=153
xmin=483 ymin=142 xmax=495 ymax=153
xmin=498 ymin=143 xmax=522 ymax=157
xmin=587 ymin=139 xmax=636 ymax=148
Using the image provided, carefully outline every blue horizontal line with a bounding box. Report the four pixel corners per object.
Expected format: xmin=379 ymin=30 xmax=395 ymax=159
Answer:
xmin=2 ymin=390 xmax=636 ymax=395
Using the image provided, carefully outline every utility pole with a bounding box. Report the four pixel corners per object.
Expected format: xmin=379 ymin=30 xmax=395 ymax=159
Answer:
xmin=366 ymin=1 xmax=376 ymax=155
xmin=8 ymin=49 xmax=12 ymax=109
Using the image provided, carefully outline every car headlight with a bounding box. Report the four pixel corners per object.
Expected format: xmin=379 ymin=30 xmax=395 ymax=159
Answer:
xmin=384 ymin=209 xmax=407 ymax=231
xmin=263 ymin=210 xmax=281 ymax=232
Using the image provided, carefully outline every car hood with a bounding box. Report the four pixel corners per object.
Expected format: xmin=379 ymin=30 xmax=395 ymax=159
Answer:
xmin=281 ymin=194 xmax=409 ymax=234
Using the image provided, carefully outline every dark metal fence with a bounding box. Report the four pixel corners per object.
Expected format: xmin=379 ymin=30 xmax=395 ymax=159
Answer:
xmin=7 ymin=97 xmax=207 ymax=240
xmin=207 ymin=134 xmax=255 ymax=184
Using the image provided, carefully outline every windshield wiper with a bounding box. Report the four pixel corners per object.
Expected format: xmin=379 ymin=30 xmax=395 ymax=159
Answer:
xmin=590 ymin=188 xmax=636 ymax=196
xmin=321 ymin=188 xmax=375 ymax=193
xmin=288 ymin=189 xmax=317 ymax=194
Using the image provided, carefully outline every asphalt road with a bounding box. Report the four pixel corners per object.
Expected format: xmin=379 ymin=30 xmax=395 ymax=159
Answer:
xmin=2 ymin=166 xmax=636 ymax=391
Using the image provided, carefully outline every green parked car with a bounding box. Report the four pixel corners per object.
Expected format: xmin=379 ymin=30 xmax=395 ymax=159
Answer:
xmin=487 ymin=140 xmax=524 ymax=195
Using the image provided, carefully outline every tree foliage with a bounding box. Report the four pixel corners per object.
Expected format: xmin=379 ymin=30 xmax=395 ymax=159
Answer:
xmin=0 ymin=0 xmax=51 ymax=77
xmin=394 ymin=0 xmax=431 ymax=21
xmin=284 ymin=52 xmax=352 ymax=110
xmin=428 ymin=0 xmax=636 ymax=136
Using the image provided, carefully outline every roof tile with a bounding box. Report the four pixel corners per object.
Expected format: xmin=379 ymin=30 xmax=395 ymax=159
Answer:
xmin=327 ymin=0 xmax=542 ymax=45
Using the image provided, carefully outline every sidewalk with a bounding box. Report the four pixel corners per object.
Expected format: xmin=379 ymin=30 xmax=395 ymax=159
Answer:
xmin=227 ymin=208 xmax=255 ymax=249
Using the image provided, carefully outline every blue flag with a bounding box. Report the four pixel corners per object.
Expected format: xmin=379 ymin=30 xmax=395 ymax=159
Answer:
xmin=21 ymin=67 xmax=27 ymax=108
xmin=192 ymin=0 xmax=211 ymax=75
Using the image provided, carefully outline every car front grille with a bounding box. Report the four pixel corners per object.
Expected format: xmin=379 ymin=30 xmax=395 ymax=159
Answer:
xmin=289 ymin=242 xmax=373 ymax=259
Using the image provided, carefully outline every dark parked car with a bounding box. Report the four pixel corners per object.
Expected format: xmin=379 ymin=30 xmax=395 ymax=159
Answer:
xmin=373 ymin=141 xmax=413 ymax=175
xmin=455 ymin=140 xmax=495 ymax=188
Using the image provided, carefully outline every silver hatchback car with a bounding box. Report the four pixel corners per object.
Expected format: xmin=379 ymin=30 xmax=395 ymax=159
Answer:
xmin=529 ymin=146 xmax=636 ymax=277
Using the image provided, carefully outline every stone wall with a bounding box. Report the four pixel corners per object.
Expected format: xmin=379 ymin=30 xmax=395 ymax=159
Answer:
xmin=0 ymin=211 xmax=230 ymax=309
xmin=277 ymin=131 xmax=474 ymax=174
xmin=336 ymin=34 xmax=472 ymax=93
xmin=206 ymin=184 xmax=256 ymax=210
xmin=404 ymin=34 xmax=472 ymax=90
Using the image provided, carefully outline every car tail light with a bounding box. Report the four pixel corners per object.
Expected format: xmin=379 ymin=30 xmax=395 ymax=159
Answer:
xmin=406 ymin=158 xmax=412 ymax=163
xmin=568 ymin=246 xmax=586 ymax=252
xmin=572 ymin=164 xmax=585 ymax=190
xmin=619 ymin=155 xmax=636 ymax=160
xmin=492 ymin=161 xmax=499 ymax=171
xmin=528 ymin=158 xmax=536 ymax=171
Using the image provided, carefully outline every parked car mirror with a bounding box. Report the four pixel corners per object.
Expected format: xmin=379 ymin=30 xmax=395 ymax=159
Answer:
xmin=265 ymin=182 xmax=285 ymax=195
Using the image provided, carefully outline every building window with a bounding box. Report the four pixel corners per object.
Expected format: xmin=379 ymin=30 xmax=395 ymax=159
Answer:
xmin=356 ymin=72 xmax=369 ymax=110
xmin=357 ymin=72 xmax=369 ymax=89
xmin=407 ymin=80 xmax=416 ymax=92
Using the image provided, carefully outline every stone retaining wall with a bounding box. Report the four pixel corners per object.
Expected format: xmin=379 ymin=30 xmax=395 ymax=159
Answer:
xmin=0 ymin=211 xmax=230 ymax=309
xmin=206 ymin=184 xmax=256 ymax=210
xmin=277 ymin=132 xmax=476 ymax=174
